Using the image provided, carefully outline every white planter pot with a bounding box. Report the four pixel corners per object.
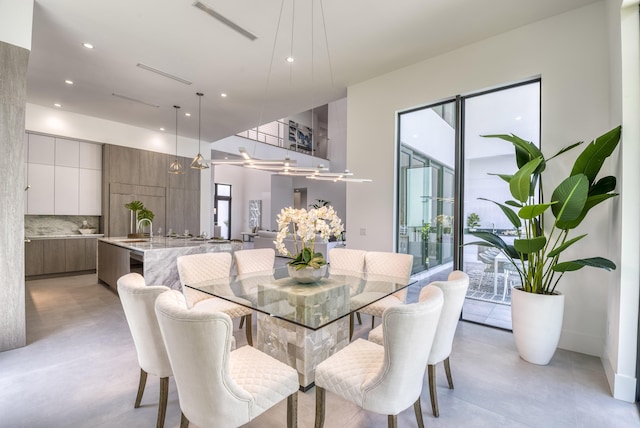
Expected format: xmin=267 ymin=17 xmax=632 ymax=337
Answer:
xmin=287 ymin=264 xmax=327 ymax=284
xmin=511 ymin=287 xmax=565 ymax=365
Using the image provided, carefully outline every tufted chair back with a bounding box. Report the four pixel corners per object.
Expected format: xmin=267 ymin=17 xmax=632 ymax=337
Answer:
xmin=234 ymin=248 xmax=275 ymax=274
xmin=176 ymin=252 xmax=232 ymax=308
xmin=362 ymin=286 xmax=443 ymax=413
xmin=328 ymin=248 xmax=366 ymax=274
xmin=427 ymin=270 xmax=469 ymax=364
xmin=117 ymin=273 xmax=172 ymax=378
xmin=364 ymin=251 xmax=413 ymax=302
xmin=155 ymin=290 xmax=299 ymax=428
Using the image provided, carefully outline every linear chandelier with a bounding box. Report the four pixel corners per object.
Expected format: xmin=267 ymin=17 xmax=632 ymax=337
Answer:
xmin=211 ymin=0 xmax=371 ymax=183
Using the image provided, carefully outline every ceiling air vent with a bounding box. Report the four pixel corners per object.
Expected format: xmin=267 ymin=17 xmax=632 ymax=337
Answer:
xmin=193 ymin=1 xmax=257 ymax=41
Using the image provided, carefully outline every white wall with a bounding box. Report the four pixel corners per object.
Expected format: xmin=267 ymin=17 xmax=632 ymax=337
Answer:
xmin=0 ymin=0 xmax=33 ymax=50
xmin=604 ymin=0 xmax=640 ymax=402
xmin=347 ymin=2 xmax=615 ymax=363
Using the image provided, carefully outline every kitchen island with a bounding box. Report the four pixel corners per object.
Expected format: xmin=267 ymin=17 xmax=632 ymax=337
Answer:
xmin=97 ymin=237 xmax=242 ymax=290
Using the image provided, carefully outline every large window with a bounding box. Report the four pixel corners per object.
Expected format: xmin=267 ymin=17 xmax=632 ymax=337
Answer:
xmin=397 ymin=80 xmax=540 ymax=329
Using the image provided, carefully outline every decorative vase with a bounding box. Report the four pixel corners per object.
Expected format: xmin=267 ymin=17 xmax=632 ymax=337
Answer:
xmin=287 ymin=264 xmax=327 ymax=284
xmin=511 ymin=287 xmax=565 ymax=365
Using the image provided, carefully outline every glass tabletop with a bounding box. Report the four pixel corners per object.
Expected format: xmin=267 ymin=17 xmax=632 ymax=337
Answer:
xmin=185 ymin=266 xmax=415 ymax=330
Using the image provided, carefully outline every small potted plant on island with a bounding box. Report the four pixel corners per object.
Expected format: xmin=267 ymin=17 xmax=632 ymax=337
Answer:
xmin=467 ymin=126 xmax=621 ymax=365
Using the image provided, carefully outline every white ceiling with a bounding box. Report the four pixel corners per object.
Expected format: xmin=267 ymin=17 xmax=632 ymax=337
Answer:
xmin=27 ymin=0 xmax=598 ymax=144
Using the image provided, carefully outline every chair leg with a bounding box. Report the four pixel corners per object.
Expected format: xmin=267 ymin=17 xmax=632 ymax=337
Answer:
xmin=157 ymin=377 xmax=169 ymax=428
xmin=428 ymin=364 xmax=439 ymax=417
xmin=287 ymin=392 xmax=298 ymax=428
xmin=245 ymin=313 xmax=253 ymax=346
xmin=349 ymin=313 xmax=354 ymax=340
xmin=180 ymin=412 xmax=189 ymax=428
xmin=444 ymin=357 xmax=454 ymax=389
xmin=356 ymin=312 xmax=362 ymax=325
xmin=413 ymin=399 xmax=425 ymax=428
xmin=315 ymin=386 xmax=326 ymax=428
xmin=371 ymin=315 xmax=375 ymax=329
xmin=239 ymin=315 xmax=245 ymax=329
xmin=134 ymin=368 xmax=148 ymax=408
xmin=387 ymin=414 xmax=398 ymax=428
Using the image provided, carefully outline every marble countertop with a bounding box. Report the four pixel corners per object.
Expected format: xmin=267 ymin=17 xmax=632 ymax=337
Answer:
xmin=27 ymin=234 xmax=105 ymax=240
xmin=99 ymin=236 xmax=235 ymax=252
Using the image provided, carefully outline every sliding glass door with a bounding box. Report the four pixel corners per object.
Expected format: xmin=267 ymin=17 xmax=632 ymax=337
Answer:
xmin=396 ymin=79 xmax=540 ymax=329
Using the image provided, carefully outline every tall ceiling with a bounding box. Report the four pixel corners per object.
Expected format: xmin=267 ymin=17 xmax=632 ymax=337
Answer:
xmin=27 ymin=0 xmax=598 ymax=143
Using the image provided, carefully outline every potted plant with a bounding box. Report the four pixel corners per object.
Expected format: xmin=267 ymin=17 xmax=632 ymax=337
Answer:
xmin=275 ymin=205 xmax=344 ymax=283
xmin=467 ymin=126 xmax=621 ymax=365
xmin=124 ymin=200 xmax=144 ymax=238
xmin=466 ymin=212 xmax=480 ymax=231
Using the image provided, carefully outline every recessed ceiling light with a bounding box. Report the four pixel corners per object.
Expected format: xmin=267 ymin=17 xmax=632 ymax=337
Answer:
xmin=54 ymin=103 xmax=61 ymax=108
xmin=185 ymin=113 xmax=191 ymax=117
xmin=160 ymin=127 xmax=165 ymax=131
xmin=515 ymin=116 xmax=522 ymax=121
xmin=64 ymin=79 xmax=74 ymax=85
xmin=82 ymin=43 xmax=94 ymax=49
xmin=285 ymin=56 xmax=294 ymax=63
xmin=220 ymin=93 xmax=227 ymax=98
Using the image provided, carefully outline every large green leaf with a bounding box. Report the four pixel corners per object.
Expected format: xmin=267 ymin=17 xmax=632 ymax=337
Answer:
xmin=546 ymin=141 xmax=584 ymax=161
xmin=482 ymin=134 xmax=544 ymax=168
xmin=488 ymin=173 xmax=513 ymax=184
xmin=514 ymin=236 xmax=546 ymax=254
xmin=547 ymin=234 xmax=587 ymax=258
xmin=478 ymin=198 xmax=522 ymax=228
xmin=518 ymin=203 xmax=554 ymax=220
xmin=550 ymin=174 xmax=588 ymax=223
xmin=552 ymin=257 xmax=616 ymax=273
xmin=571 ymin=126 xmax=621 ymax=185
xmin=505 ymin=200 xmax=523 ymax=208
xmin=556 ymin=193 xmax=618 ymax=230
xmin=510 ymin=158 xmax=542 ymax=203
xmin=467 ymin=232 xmax=510 ymax=251
xmin=589 ymin=176 xmax=616 ymax=196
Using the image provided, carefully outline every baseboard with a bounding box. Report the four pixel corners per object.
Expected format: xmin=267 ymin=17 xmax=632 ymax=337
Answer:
xmin=602 ymin=348 xmax=637 ymax=402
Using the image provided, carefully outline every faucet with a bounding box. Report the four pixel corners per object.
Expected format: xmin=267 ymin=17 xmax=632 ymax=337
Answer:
xmin=137 ymin=219 xmax=153 ymax=238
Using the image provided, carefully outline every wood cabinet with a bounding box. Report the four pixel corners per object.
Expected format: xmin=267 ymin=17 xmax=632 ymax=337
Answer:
xmin=103 ymin=144 xmax=200 ymax=237
xmin=97 ymin=240 xmax=130 ymax=289
xmin=43 ymin=239 xmax=66 ymax=274
xmin=24 ymin=240 xmax=44 ymax=276
xmin=25 ymin=237 xmax=99 ymax=277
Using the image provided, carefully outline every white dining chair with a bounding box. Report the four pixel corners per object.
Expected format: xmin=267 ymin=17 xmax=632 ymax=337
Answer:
xmin=350 ymin=251 xmax=413 ymax=337
xmin=176 ymin=252 xmax=253 ymax=346
xmin=328 ymin=248 xmax=367 ymax=337
xmin=368 ymin=270 xmax=470 ymax=417
xmin=314 ymin=286 xmax=444 ymax=428
xmin=154 ymin=290 xmax=299 ymax=428
xmin=233 ymin=248 xmax=275 ymax=274
xmin=117 ymin=273 xmax=172 ymax=428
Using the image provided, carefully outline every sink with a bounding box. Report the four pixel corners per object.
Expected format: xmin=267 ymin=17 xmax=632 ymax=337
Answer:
xmin=119 ymin=239 xmax=149 ymax=243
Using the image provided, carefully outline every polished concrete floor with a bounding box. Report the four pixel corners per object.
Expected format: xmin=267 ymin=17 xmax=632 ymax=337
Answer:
xmin=1 ymin=273 xmax=638 ymax=428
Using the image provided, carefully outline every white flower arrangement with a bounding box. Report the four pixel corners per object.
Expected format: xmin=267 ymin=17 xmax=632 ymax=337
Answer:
xmin=275 ymin=205 xmax=344 ymax=269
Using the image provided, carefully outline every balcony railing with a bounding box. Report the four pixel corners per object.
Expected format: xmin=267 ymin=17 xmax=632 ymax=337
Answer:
xmin=236 ymin=119 xmax=327 ymax=159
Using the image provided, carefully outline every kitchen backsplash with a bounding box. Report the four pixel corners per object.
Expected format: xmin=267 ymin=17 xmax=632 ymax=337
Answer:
xmin=25 ymin=215 xmax=101 ymax=236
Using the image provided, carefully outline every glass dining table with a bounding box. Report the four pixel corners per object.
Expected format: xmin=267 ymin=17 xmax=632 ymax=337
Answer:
xmin=185 ymin=266 xmax=415 ymax=390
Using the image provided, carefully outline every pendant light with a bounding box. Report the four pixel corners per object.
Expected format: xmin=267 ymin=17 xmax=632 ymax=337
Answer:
xmin=190 ymin=92 xmax=209 ymax=169
xmin=168 ymin=105 xmax=185 ymax=174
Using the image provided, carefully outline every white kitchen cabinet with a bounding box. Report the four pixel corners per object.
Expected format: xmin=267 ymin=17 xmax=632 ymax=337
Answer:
xmin=27 ymin=163 xmax=54 ymax=214
xmin=28 ymin=134 xmax=55 ymax=165
xmin=55 ymin=138 xmax=80 ymax=167
xmin=79 ymin=142 xmax=102 ymax=170
xmin=79 ymin=169 xmax=102 ymax=215
xmin=54 ymin=166 xmax=79 ymax=214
